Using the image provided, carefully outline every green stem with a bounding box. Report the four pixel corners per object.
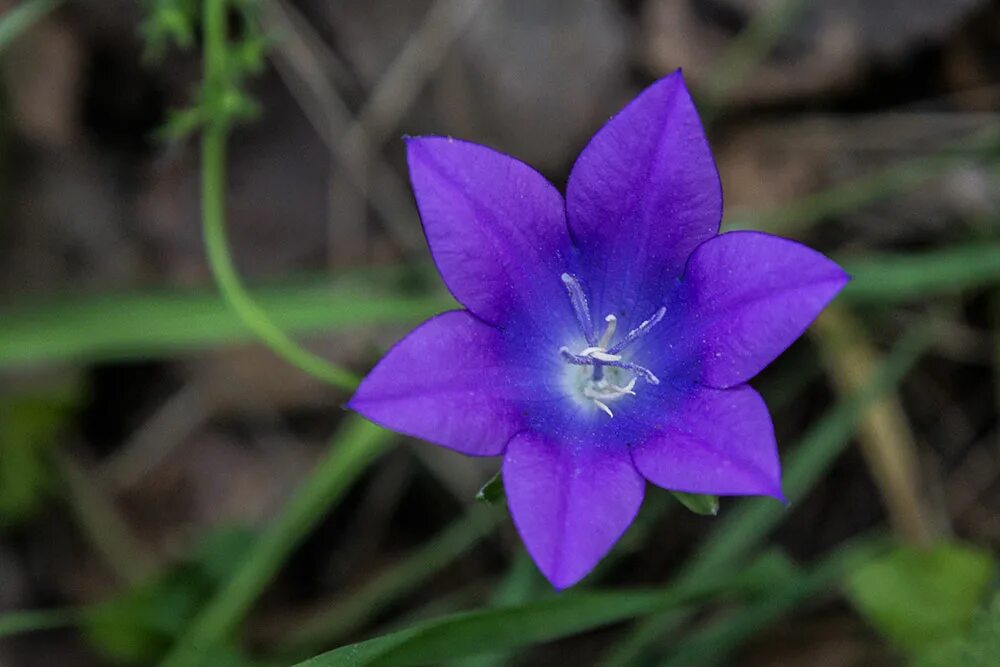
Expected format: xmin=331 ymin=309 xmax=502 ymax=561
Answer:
xmin=156 ymin=3 xmax=395 ymax=664
xmin=200 ymin=0 xmax=359 ymax=392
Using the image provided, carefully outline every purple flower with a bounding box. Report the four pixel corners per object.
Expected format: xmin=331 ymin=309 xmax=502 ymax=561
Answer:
xmin=348 ymin=71 xmax=848 ymax=589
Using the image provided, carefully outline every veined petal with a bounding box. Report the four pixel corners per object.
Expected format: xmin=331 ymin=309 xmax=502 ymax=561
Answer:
xmin=631 ymin=385 xmax=783 ymax=499
xmin=503 ymin=433 xmax=644 ymax=588
xmin=683 ymin=231 xmax=849 ymax=388
xmin=348 ymin=311 xmax=533 ymax=457
xmin=406 ymin=137 xmax=575 ymax=336
xmin=566 ymin=70 xmax=721 ymax=330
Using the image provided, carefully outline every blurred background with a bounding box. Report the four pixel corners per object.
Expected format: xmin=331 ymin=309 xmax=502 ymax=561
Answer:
xmin=1 ymin=0 xmax=999 ymax=665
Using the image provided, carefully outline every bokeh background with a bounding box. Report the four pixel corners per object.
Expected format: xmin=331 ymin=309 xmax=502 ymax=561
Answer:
xmin=1 ymin=0 xmax=999 ymax=665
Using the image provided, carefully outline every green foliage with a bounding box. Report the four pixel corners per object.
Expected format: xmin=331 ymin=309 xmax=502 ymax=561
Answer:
xmin=0 ymin=0 xmax=62 ymax=54
xmin=141 ymin=0 xmax=268 ymax=141
xmin=296 ymin=554 xmax=792 ymax=667
xmin=159 ymin=418 xmax=393 ymax=667
xmin=280 ymin=508 xmax=501 ymax=654
xmin=83 ymin=526 xmax=256 ymax=664
xmin=918 ymin=592 xmax=1000 ymax=667
xmin=0 ymin=381 xmax=80 ymax=526
xmin=8 ymin=237 xmax=1000 ymax=373
xmin=140 ymin=0 xmax=198 ymax=59
xmin=600 ymin=327 xmax=931 ymax=667
xmin=846 ymin=541 xmax=997 ymax=656
xmin=0 ymin=607 xmax=81 ymax=638
xmin=670 ymin=492 xmax=719 ymax=516
xmin=842 ymin=241 xmax=1000 ymax=304
xmin=0 ymin=274 xmax=451 ymax=369
xmin=475 ymin=471 xmax=504 ymax=506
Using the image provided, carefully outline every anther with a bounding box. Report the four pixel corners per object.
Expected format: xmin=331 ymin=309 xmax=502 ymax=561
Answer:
xmin=607 ymin=306 xmax=667 ymax=355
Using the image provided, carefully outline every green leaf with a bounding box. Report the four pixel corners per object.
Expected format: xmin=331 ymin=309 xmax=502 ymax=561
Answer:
xmin=601 ymin=326 xmax=933 ymax=667
xmin=842 ymin=242 xmax=1000 ymax=304
xmin=0 ymin=607 xmax=81 ymax=639
xmin=82 ymin=526 xmax=256 ymax=664
xmin=159 ymin=418 xmax=393 ymax=667
xmin=0 ymin=382 xmax=81 ymax=525
xmin=0 ymin=273 xmax=453 ymax=369
xmin=279 ymin=509 xmax=500 ymax=652
xmin=475 ymin=472 xmax=504 ymax=506
xmin=846 ymin=541 xmax=997 ymax=656
xmin=670 ymin=492 xmax=719 ymax=516
xmin=918 ymin=592 xmax=1000 ymax=667
xmin=295 ymin=555 xmax=792 ymax=667
xmin=6 ymin=240 xmax=1000 ymax=371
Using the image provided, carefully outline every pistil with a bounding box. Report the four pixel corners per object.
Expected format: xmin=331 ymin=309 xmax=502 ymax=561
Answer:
xmin=559 ymin=274 xmax=666 ymax=417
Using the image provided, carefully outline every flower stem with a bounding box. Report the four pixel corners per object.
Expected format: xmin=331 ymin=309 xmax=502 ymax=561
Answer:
xmin=200 ymin=0 xmax=359 ymax=392
xmin=154 ymin=5 xmax=390 ymax=665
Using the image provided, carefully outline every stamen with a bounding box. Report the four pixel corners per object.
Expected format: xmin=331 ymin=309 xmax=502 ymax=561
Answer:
xmin=607 ymin=306 xmax=667 ymax=355
xmin=578 ymin=347 xmax=622 ymax=362
xmin=598 ymin=314 xmax=617 ymax=349
xmin=602 ymin=360 xmax=661 ymax=385
xmin=560 ymin=347 xmax=593 ymax=366
xmin=558 ymin=285 xmax=666 ymax=417
xmin=561 ymin=273 xmax=596 ymax=345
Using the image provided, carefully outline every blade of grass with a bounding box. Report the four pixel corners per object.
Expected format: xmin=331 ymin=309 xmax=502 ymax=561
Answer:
xmin=841 ymin=241 xmax=1000 ymax=304
xmin=457 ymin=550 xmax=546 ymax=667
xmin=55 ymin=451 xmax=156 ymax=585
xmin=700 ymin=0 xmax=815 ymax=120
xmin=723 ymin=129 xmax=1000 ymax=235
xmin=278 ymin=507 xmax=502 ymax=654
xmin=294 ymin=555 xmax=794 ymax=667
xmin=813 ymin=308 xmax=931 ymax=545
xmin=0 ymin=0 xmax=62 ymax=53
xmin=5 ymin=238 xmax=999 ymax=370
xmin=660 ymin=536 xmax=887 ymax=667
xmin=0 ymin=279 xmax=451 ymax=368
xmin=158 ymin=416 xmax=393 ymax=667
xmin=600 ymin=324 xmax=933 ymax=666
xmin=0 ymin=606 xmax=81 ymax=638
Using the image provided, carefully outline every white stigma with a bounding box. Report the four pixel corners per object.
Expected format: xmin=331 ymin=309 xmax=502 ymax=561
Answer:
xmin=563 ymin=314 xmax=647 ymax=418
xmin=559 ymin=276 xmax=666 ymax=420
xmin=598 ymin=314 xmax=617 ymax=348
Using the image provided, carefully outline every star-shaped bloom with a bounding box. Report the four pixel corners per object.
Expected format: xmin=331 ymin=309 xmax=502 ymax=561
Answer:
xmin=349 ymin=71 xmax=848 ymax=589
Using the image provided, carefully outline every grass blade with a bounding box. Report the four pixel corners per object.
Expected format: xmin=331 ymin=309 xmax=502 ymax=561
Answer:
xmin=295 ymin=556 xmax=792 ymax=667
xmin=0 ymin=279 xmax=450 ymax=368
xmin=279 ymin=507 xmax=501 ymax=654
xmin=841 ymin=241 xmax=1000 ymax=304
xmin=0 ymin=0 xmax=62 ymax=53
xmin=600 ymin=324 xmax=933 ymax=666
xmin=158 ymin=417 xmax=393 ymax=667
xmin=0 ymin=607 xmax=81 ymax=638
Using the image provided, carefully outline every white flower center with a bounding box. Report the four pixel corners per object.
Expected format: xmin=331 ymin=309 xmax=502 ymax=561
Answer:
xmin=559 ymin=274 xmax=664 ymax=418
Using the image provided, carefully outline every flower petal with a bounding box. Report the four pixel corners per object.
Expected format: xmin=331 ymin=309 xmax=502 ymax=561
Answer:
xmin=406 ymin=136 xmax=575 ymax=334
xmin=565 ymin=70 xmax=721 ymax=330
xmin=683 ymin=231 xmax=850 ymax=388
xmin=503 ymin=433 xmax=644 ymax=588
xmin=631 ymin=384 xmax=783 ymax=499
xmin=348 ymin=311 xmax=532 ymax=456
